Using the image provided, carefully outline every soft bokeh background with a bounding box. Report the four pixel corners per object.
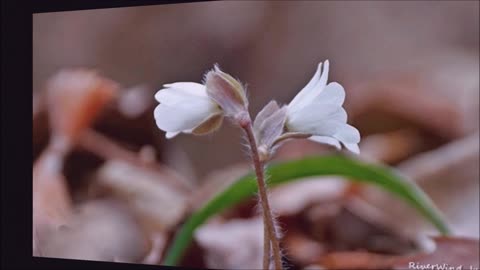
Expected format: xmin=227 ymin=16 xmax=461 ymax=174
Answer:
xmin=34 ymin=0 xmax=479 ymax=179
xmin=33 ymin=1 xmax=479 ymax=268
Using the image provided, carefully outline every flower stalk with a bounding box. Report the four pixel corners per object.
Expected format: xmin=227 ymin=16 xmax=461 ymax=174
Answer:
xmin=241 ymin=118 xmax=282 ymax=270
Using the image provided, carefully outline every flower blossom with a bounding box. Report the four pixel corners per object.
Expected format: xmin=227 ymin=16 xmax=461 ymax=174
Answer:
xmin=285 ymin=60 xmax=360 ymax=154
xmin=154 ymin=65 xmax=248 ymax=139
xmin=154 ymin=82 xmax=222 ymax=139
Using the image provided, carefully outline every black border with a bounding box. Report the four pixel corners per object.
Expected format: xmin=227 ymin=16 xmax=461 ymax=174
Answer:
xmin=2 ymin=1 xmax=205 ymax=269
xmin=2 ymin=0 xmax=479 ymax=270
xmin=31 ymin=0 xmax=202 ymax=13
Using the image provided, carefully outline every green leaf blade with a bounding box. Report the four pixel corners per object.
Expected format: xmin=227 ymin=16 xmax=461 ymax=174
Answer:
xmin=163 ymin=155 xmax=450 ymax=266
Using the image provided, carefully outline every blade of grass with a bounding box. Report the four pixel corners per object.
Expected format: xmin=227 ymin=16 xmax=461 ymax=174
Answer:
xmin=163 ymin=154 xmax=450 ymax=266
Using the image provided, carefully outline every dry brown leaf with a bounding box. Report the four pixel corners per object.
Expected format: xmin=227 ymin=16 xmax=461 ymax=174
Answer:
xmin=40 ymin=199 xmax=149 ymax=263
xmin=319 ymin=237 xmax=479 ymax=270
xmin=326 ymin=202 xmax=417 ymax=254
xmin=270 ymin=178 xmax=347 ymax=216
xmin=190 ymin=163 xmax=251 ymax=212
xmin=46 ymin=69 xmax=118 ymax=143
xmin=92 ymin=159 xmax=189 ymax=231
xmin=283 ymin=231 xmax=325 ymax=266
xmin=34 ymin=69 xmax=120 ymax=253
xmin=359 ymin=129 xmax=432 ymax=165
xmin=272 ymin=139 xmax=334 ymax=161
xmin=141 ymin=232 xmax=167 ymax=265
xmin=195 ymin=217 xmax=264 ymax=270
xmin=392 ymin=237 xmax=480 ymax=270
xmin=79 ymin=129 xmax=193 ymax=192
xmin=320 ymin=251 xmax=398 ymax=269
xmin=360 ymin=132 xmax=479 ymax=238
xmin=33 ymin=150 xmax=72 ymax=255
xmin=348 ymin=51 xmax=479 ymax=139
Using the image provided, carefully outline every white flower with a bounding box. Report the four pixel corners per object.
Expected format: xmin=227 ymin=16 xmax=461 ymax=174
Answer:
xmin=154 ymin=66 xmax=249 ymax=139
xmin=154 ymin=82 xmax=223 ymax=139
xmin=285 ymin=60 xmax=361 ymax=154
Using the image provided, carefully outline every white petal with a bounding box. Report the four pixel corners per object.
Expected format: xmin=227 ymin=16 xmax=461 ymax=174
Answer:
xmin=288 ymin=62 xmax=322 ymax=109
xmin=163 ymin=82 xmax=207 ymax=96
xmin=155 ymin=88 xmax=198 ymax=105
xmin=155 ymin=84 xmax=208 ymax=105
xmin=328 ymin=107 xmax=347 ymax=123
xmin=165 ymin=131 xmax=180 ymax=139
xmin=313 ymin=82 xmax=345 ymax=106
xmin=343 ymin=143 xmax=360 ymax=154
xmin=309 ymin=135 xmax=341 ymax=149
xmin=288 ymin=60 xmax=330 ymax=113
xmin=333 ymin=124 xmax=360 ymax=144
xmin=154 ymin=98 xmax=218 ymax=132
xmin=288 ymin=119 xmax=342 ymax=138
xmin=317 ymin=60 xmax=330 ymax=93
xmin=287 ymin=103 xmax=346 ymax=134
xmin=288 ymin=103 xmax=338 ymax=124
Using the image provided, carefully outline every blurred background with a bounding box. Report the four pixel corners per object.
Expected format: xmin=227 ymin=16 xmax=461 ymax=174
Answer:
xmin=33 ymin=1 xmax=479 ymax=269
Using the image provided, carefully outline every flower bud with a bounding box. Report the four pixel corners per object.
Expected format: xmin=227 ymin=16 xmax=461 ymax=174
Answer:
xmin=205 ymin=65 xmax=249 ymax=122
xmin=253 ymin=100 xmax=288 ymax=161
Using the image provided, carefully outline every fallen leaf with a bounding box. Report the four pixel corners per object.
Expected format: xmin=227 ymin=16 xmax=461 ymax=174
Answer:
xmin=92 ymin=160 xmax=189 ymax=231
xmin=360 ymin=133 xmax=480 ymax=238
xmin=283 ymin=231 xmax=325 ymax=266
xmin=270 ymin=177 xmax=347 ymax=216
xmin=195 ymin=217 xmax=264 ymax=270
xmin=142 ymin=232 xmax=167 ymax=265
xmin=40 ymin=199 xmax=149 ymax=263
xmin=393 ymin=237 xmax=480 ymax=270
xmin=319 ymin=237 xmax=480 ymax=270
xmin=359 ymin=128 xmax=435 ymax=165
xmin=33 ymin=150 xmax=72 ymax=253
xmin=190 ymin=163 xmax=251 ymax=212
xmin=46 ymin=68 xmax=118 ymax=143
xmin=348 ymin=51 xmax=479 ymax=139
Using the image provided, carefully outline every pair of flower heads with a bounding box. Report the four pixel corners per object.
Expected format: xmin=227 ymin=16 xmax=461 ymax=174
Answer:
xmin=154 ymin=60 xmax=360 ymax=161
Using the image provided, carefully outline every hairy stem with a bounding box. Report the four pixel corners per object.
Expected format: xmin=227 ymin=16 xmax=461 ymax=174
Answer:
xmin=263 ymin=222 xmax=270 ymax=269
xmin=242 ymin=121 xmax=282 ymax=270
